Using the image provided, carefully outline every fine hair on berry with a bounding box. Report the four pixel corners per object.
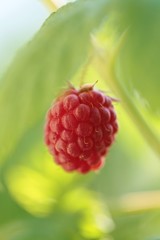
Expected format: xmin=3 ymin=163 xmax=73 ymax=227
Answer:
xmin=44 ymin=84 xmax=118 ymax=174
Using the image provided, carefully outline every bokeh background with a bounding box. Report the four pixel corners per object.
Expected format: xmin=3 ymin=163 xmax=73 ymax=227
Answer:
xmin=0 ymin=0 xmax=160 ymax=239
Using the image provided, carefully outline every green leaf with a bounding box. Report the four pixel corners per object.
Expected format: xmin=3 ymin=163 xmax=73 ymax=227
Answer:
xmin=112 ymin=0 xmax=160 ymax=114
xmin=92 ymin=0 xmax=160 ymax=157
xmin=0 ymin=2 xmax=112 ymax=238
xmin=111 ymin=210 xmax=160 ymax=240
xmin=0 ymin=0 xmax=109 ymax=177
xmin=0 ymin=190 xmax=30 ymax=225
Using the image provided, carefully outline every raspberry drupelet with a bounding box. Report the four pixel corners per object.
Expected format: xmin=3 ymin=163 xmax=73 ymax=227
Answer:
xmin=44 ymin=84 xmax=118 ymax=174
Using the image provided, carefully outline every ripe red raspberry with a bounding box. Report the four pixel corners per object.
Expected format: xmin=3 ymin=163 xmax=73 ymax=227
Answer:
xmin=44 ymin=84 xmax=118 ymax=174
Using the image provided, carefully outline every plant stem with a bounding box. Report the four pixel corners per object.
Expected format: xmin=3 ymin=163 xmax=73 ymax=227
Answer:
xmin=79 ymin=55 xmax=93 ymax=87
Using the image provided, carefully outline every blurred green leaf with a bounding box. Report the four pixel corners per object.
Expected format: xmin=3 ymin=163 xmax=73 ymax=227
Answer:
xmin=108 ymin=191 xmax=160 ymax=240
xmin=0 ymin=177 xmax=111 ymax=240
xmin=0 ymin=0 xmax=109 ymax=178
xmin=112 ymin=0 xmax=160 ymax=114
xmin=92 ymin=0 xmax=160 ymax=157
xmin=0 ymin=1 xmax=112 ymax=239
xmin=0 ymin=190 xmax=29 ymax=225
xmin=111 ymin=210 xmax=160 ymax=240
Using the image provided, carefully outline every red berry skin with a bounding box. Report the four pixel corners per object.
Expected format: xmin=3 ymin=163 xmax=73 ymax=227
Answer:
xmin=44 ymin=85 xmax=118 ymax=174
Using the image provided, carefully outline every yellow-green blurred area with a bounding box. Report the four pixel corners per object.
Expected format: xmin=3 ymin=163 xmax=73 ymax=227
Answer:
xmin=0 ymin=0 xmax=160 ymax=239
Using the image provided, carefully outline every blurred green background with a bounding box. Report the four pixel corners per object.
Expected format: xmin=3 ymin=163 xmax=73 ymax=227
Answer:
xmin=0 ymin=0 xmax=160 ymax=239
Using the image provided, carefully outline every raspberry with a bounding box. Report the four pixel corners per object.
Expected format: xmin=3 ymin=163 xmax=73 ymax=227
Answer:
xmin=44 ymin=84 xmax=118 ymax=174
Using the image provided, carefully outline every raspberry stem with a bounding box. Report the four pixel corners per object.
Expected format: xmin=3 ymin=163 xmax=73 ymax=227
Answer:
xmin=93 ymin=32 xmax=160 ymax=157
xmin=79 ymin=55 xmax=93 ymax=87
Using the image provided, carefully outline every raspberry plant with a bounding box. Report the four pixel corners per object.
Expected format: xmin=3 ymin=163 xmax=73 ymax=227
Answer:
xmin=0 ymin=0 xmax=160 ymax=240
